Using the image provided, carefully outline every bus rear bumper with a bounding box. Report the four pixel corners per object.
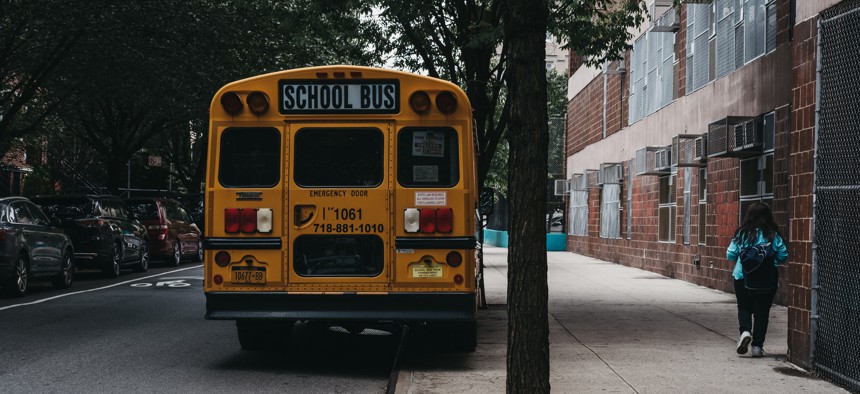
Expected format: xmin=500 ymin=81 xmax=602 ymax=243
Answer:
xmin=205 ymin=292 xmax=476 ymax=322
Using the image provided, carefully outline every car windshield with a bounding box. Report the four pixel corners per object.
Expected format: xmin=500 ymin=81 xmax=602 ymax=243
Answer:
xmin=127 ymin=201 xmax=159 ymax=220
xmin=33 ymin=198 xmax=93 ymax=218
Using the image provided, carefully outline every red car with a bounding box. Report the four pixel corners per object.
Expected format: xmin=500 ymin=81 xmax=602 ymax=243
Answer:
xmin=124 ymin=198 xmax=202 ymax=266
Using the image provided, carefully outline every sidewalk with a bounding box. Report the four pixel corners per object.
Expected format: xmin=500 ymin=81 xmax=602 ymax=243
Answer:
xmin=396 ymin=246 xmax=847 ymax=393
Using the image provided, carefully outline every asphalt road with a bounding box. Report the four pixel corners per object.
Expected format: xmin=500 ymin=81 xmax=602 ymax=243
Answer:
xmin=0 ymin=262 xmax=399 ymax=394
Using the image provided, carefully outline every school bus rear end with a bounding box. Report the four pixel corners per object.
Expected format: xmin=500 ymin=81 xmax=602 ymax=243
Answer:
xmin=203 ymin=66 xmax=478 ymax=351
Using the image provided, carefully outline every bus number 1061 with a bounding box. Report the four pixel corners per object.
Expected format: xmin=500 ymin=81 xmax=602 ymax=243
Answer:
xmin=323 ymin=207 xmax=362 ymax=221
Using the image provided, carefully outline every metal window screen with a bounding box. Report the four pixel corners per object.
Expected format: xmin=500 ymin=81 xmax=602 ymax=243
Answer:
xmin=766 ymin=1 xmax=777 ymax=53
xmin=744 ymin=0 xmax=765 ymax=62
xmin=569 ymin=190 xmax=589 ymax=236
xmin=716 ymin=0 xmax=736 ymax=78
xmin=600 ymin=184 xmax=621 ymax=238
xmin=809 ymin=7 xmax=860 ymax=385
xmin=628 ymin=159 xmax=634 ymax=239
xmin=683 ymin=169 xmax=692 ymax=245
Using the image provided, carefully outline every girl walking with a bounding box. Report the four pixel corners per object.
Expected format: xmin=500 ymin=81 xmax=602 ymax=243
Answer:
xmin=727 ymin=202 xmax=788 ymax=357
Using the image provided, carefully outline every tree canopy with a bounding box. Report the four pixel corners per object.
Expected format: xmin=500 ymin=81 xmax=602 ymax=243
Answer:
xmin=3 ymin=0 xmax=382 ymax=193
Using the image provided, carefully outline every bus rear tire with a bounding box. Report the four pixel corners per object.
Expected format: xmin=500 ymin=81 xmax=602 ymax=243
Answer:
xmin=451 ymin=321 xmax=477 ymax=352
xmin=236 ymin=320 xmax=294 ymax=351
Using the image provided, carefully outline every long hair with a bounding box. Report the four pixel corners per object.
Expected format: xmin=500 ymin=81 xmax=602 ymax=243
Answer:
xmin=734 ymin=202 xmax=780 ymax=245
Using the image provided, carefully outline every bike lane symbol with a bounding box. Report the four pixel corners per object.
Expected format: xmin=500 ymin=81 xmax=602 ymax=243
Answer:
xmin=130 ymin=280 xmax=191 ymax=288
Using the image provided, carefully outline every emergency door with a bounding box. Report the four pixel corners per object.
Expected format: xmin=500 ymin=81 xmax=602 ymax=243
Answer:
xmin=286 ymin=122 xmax=392 ymax=287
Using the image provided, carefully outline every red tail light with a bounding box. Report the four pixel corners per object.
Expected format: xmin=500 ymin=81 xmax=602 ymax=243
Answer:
xmin=436 ymin=208 xmax=453 ymax=233
xmin=225 ymin=208 xmax=239 ymax=233
xmin=419 ymin=209 xmax=436 ymax=233
xmin=0 ymin=229 xmax=6 ymax=241
xmin=147 ymin=224 xmax=169 ymax=240
xmin=239 ymin=208 xmax=257 ymax=233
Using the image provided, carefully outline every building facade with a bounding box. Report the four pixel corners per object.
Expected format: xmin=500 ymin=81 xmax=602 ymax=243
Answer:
xmin=564 ymin=0 xmax=859 ymax=389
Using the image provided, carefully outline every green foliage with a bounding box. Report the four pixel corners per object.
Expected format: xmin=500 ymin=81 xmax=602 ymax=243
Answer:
xmin=369 ymin=0 xmax=507 ymax=188
xmin=3 ymin=0 xmax=382 ymax=193
xmin=550 ymin=0 xmax=648 ymax=67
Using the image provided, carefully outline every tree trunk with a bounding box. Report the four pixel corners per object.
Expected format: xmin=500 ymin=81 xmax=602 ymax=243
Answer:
xmin=503 ymin=0 xmax=550 ymax=392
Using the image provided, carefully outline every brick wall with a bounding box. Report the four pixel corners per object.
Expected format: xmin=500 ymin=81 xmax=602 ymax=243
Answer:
xmin=566 ymin=72 xmax=626 ymax=155
xmin=566 ymin=77 xmax=603 ymax=156
xmin=786 ymin=16 xmax=817 ymax=370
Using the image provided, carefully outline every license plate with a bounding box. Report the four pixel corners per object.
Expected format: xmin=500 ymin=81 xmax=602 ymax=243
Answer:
xmin=412 ymin=263 xmax=443 ymax=278
xmin=231 ymin=267 xmax=266 ymax=284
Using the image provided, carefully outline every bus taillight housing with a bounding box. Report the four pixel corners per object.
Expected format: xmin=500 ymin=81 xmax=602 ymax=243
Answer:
xmin=404 ymin=208 xmax=453 ymax=233
xmin=225 ymin=208 xmax=273 ymax=234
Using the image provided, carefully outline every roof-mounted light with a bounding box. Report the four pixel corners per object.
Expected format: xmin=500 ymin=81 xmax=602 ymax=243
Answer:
xmin=436 ymin=91 xmax=458 ymax=114
xmin=409 ymin=91 xmax=431 ymax=114
xmin=247 ymin=91 xmax=269 ymax=115
xmin=220 ymin=91 xmax=243 ymax=115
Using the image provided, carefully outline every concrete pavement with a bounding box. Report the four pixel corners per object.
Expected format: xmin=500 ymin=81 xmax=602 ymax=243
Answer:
xmin=395 ymin=246 xmax=847 ymax=393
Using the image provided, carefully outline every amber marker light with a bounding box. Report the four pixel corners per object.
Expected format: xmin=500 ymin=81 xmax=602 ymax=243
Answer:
xmin=409 ymin=91 xmax=431 ymax=114
xmin=247 ymin=91 xmax=269 ymax=115
xmin=435 ymin=90 xmax=457 ymax=114
xmin=220 ymin=91 xmax=243 ymax=115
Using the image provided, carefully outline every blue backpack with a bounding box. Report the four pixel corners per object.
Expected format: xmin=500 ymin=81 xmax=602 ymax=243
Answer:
xmin=740 ymin=242 xmax=778 ymax=292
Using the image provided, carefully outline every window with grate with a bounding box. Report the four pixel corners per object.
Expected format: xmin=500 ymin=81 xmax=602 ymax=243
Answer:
xmin=569 ymin=190 xmax=589 ymax=236
xmin=683 ymin=169 xmax=692 ymax=245
xmin=739 ymin=111 xmax=774 ymax=221
xmin=713 ymin=0 xmax=773 ymax=81
xmin=600 ymin=184 xmax=621 ymax=239
xmin=629 ymin=28 xmax=676 ymax=125
xmin=658 ymin=174 xmax=677 ymax=242
xmin=627 ymin=159 xmax=634 ymax=239
xmin=686 ymin=3 xmax=712 ymax=93
xmin=744 ymin=0 xmax=766 ymax=63
xmin=765 ymin=0 xmax=777 ymax=53
xmin=698 ymin=167 xmax=708 ymax=245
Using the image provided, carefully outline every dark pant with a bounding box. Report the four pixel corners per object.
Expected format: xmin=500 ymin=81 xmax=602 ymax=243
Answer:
xmin=734 ymin=279 xmax=776 ymax=347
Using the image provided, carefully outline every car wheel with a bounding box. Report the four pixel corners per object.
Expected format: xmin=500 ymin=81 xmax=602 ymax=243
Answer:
xmin=4 ymin=255 xmax=29 ymax=297
xmin=104 ymin=242 xmax=122 ymax=278
xmin=133 ymin=242 xmax=149 ymax=273
xmin=52 ymin=251 xmax=74 ymax=289
xmin=192 ymin=241 xmax=203 ymax=263
xmin=168 ymin=241 xmax=181 ymax=267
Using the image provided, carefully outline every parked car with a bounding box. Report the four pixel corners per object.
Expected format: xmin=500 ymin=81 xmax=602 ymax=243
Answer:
xmin=174 ymin=193 xmax=204 ymax=228
xmin=31 ymin=195 xmax=148 ymax=277
xmin=0 ymin=197 xmax=76 ymax=297
xmin=124 ymin=197 xmax=202 ymax=266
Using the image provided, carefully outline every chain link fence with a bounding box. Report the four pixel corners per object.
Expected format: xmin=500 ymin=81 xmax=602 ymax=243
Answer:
xmin=813 ymin=1 xmax=860 ymax=391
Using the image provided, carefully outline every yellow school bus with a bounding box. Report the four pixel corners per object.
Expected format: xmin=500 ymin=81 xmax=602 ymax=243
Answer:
xmin=203 ymin=65 xmax=479 ymax=351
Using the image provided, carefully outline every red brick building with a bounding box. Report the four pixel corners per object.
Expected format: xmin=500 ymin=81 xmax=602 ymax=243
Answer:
xmin=564 ymin=0 xmax=859 ymax=387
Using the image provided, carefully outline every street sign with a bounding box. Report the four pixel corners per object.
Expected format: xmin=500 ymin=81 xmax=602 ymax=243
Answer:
xmin=148 ymin=155 xmax=162 ymax=167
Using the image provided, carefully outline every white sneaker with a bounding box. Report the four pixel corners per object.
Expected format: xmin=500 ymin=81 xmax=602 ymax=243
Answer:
xmin=751 ymin=346 xmax=764 ymax=357
xmin=736 ymin=331 xmax=752 ymax=354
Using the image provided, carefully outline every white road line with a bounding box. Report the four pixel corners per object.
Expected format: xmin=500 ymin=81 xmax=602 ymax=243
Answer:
xmin=0 ymin=264 xmax=204 ymax=312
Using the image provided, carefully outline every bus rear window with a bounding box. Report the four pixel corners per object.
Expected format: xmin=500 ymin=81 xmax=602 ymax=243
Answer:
xmin=397 ymin=127 xmax=459 ymax=187
xmin=293 ymin=235 xmax=384 ymax=277
xmin=219 ymin=127 xmax=281 ymax=188
xmin=294 ymin=128 xmax=384 ymax=188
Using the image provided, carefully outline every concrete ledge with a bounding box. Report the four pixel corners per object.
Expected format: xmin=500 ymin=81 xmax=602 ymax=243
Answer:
xmin=483 ymin=229 xmax=567 ymax=251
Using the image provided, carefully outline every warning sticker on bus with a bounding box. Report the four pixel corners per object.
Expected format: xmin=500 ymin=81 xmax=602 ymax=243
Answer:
xmin=415 ymin=191 xmax=446 ymax=206
xmin=411 ymin=131 xmax=444 ymax=157
xmin=279 ymin=79 xmax=399 ymax=114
